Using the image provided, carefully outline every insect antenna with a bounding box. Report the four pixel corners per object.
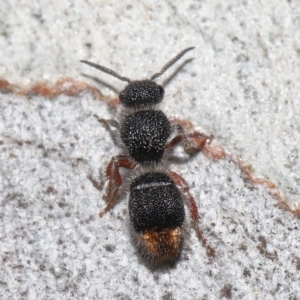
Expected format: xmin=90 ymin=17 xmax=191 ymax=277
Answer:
xmin=80 ymin=60 xmax=131 ymax=83
xmin=149 ymin=47 xmax=195 ymax=81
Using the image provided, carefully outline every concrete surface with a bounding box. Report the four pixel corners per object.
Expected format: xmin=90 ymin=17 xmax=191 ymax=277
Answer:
xmin=1 ymin=1 xmax=300 ymax=299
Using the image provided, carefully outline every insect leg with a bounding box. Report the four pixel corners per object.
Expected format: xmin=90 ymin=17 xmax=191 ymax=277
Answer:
xmin=168 ymin=170 xmax=215 ymax=256
xmin=100 ymin=155 xmax=136 ymax=217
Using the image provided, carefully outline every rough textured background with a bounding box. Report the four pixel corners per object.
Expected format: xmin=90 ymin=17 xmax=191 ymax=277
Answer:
xmin=1 ymin=1 xmax=300 ymax=299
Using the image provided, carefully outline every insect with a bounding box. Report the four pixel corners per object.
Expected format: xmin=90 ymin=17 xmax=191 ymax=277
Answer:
xmin=81 ymin=48 xmax=215 ymax=261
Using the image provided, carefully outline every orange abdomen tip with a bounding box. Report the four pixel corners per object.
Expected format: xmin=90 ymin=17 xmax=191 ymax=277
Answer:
xmin=138 ymin=228 xmax=183 ymax=261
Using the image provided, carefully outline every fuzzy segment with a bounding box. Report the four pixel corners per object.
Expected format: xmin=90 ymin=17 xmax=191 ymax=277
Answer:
xmin=129 ymin=172 xmax=185 ymax=233
xmin=121 ymin=111 xmax=171 ymax=163
xmin=119 ymin=80 xmax=164 ymax=108
xmin=138 ymin=228 xmax=183 ymax=261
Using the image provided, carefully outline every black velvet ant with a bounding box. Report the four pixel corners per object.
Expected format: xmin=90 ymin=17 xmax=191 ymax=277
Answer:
xmin=81 ymin=48 xmax=216 ymax=261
